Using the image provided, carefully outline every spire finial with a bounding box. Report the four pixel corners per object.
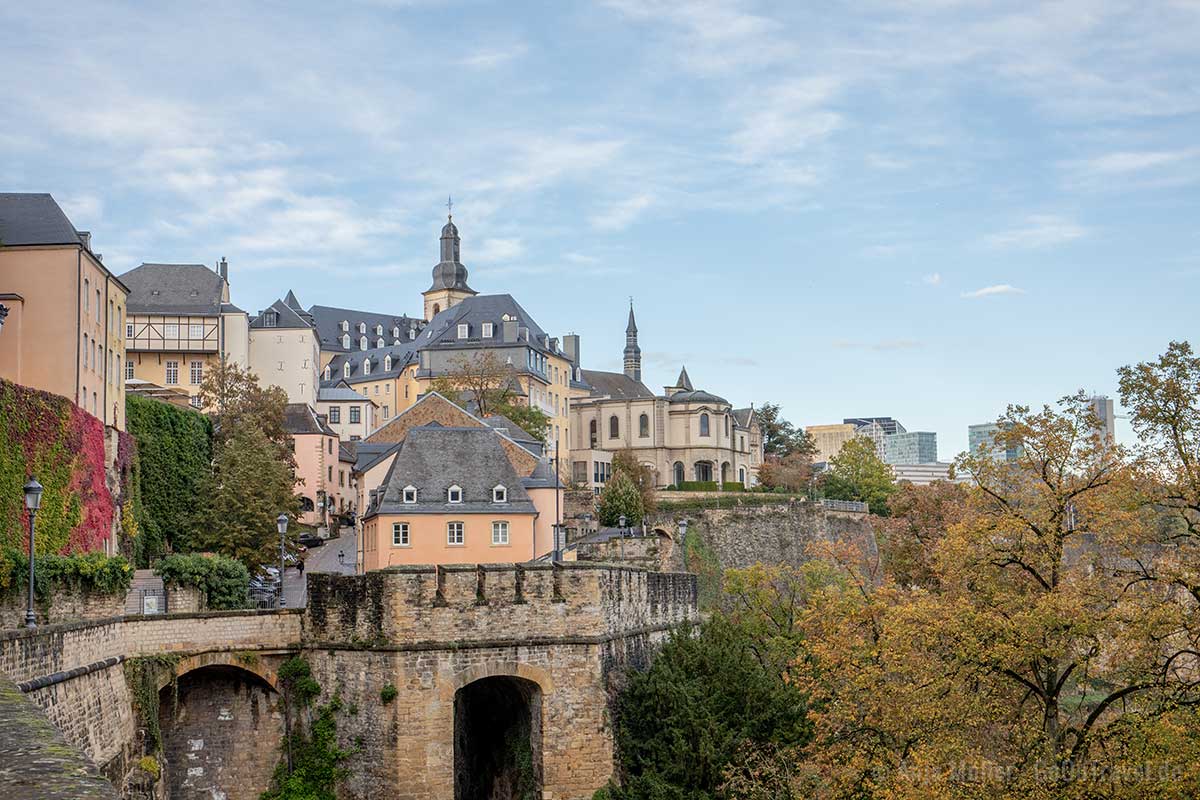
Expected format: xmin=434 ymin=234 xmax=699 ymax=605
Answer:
xmin=446 ymin=195 xmax=453 ymax=220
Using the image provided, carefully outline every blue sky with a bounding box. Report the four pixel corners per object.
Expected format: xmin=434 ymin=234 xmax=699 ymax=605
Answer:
xmin=4 ymin=1 xmax=1199 ymax=457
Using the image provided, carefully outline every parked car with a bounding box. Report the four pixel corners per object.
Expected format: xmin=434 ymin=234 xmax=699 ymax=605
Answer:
xmin=297 ymin=532 xmax=325 ymax=548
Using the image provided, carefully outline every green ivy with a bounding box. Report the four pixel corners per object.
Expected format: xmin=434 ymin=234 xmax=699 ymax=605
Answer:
xmin=155 ymin=553 xmax=250 ymax=610
xmin=124 ymin=654 xmax=181 ymax=753
xmin=125 ymin=395 xmax=212 ymax=564
xmin=261 ymin=657 xmax=353 ymax=800
xmin=1 ymin=547 xmax=132 ymax=598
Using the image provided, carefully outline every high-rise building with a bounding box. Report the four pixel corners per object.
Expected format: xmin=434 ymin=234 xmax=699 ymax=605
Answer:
xmin=805 ymin=423 xmax=860 ymax=463
xmin=968 ymin=421 xmax=1022 ymax=464
xmin=1089 ymin=395 xmax=1116 ymax=444
xmin=845 ymin=417 xmax=905 ymax=458
xmin=882 ymin=431 xmax=938 ymax=465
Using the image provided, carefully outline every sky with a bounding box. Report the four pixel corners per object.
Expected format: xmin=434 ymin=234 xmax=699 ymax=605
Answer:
xmin=3 ymin=1 xmax=1199 ymax=458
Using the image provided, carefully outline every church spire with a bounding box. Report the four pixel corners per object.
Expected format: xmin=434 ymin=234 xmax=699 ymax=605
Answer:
xmin=623 ymin=300 xmax=641 ymax=382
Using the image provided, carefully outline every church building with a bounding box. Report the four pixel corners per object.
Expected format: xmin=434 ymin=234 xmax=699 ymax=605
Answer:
xmin=568 ymin=304 xmax=762 ymax=493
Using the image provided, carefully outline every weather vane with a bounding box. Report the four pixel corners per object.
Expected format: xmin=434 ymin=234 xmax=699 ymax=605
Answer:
xmin=446 ymin=195 xmax=453 ymax=219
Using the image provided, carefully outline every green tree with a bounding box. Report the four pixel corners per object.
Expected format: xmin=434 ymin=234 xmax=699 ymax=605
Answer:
xmin=597 ymin=470 xmax=644 ymax=527
xmin=613 ymin=450 xmax=657 ymax=516
xmin=821 ymin=436 xmax=896 ymax=514
xmin=197 ymin=361 xmax=292 ymax=460
xmin=493 ymin=401 xmax=551 ymax=445
xmin=756 ymin=402 xmax=815 ymax=459
xmin=192 ymin=425 xmax=298 ymax=567
xmin=606 ymin=618 xmax=811 ymax=800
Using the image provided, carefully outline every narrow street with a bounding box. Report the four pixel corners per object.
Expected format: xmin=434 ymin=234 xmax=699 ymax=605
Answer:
xmin=281 ymin=528 xmax=357 ymax=608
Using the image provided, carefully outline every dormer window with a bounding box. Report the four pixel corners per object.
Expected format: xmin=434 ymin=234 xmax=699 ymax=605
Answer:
xmin=358 ymin=322 xmax=366 ymax=334
xmin=384 ymin=355 xmax=392 ymax=371
xmin=376 ymin=337 xmax=385 ymax=348
xmin=375 ymin=324 xmax=383 ymax=336
xmin=482 ymin=322 xmax=494 ymax=338
xmin=402 ymin=485 xmax=417 ymax=504
xmin=341 ymin=334 xmax=350 ymax=349
xmin=343 ymin=362 xmax=351 ymax=379
xmin=363 ymin=358 xmax=371 ymax=376
xmin=359 ymin=336 xmax=367 ymax=351
xmin=448 ymin=485 xmax=463 ymax=504
xmin=457 ymin=323 xmax=469 ymax=339
xmin=392 ymin=326 xmax=399 ymax=339
xmin=493 ymin=485 xmax=507 ymax=503
xmin=323 ymin=366 xmax=331 ymax=381
xmin=341 ymin=320 xmax=349 ymax=332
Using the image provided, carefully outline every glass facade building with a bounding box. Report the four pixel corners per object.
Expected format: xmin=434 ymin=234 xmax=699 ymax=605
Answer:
xmin=882 ymin=431 xmax=938 ymax=465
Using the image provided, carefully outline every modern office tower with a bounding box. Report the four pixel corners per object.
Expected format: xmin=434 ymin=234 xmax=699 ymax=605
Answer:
xmin=805 ymin=423 xmax=860 ymax=463
xmin=968 ymin=421 xmax=1022 ymax=463
xmin=882 ymin=430 xmax=938 ymax=465
xmin=1089 ymin=395 xmax=1116 ymax=443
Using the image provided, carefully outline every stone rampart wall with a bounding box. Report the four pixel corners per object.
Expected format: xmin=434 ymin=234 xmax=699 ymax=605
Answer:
xmin=0 ymin=587 xmax=127 ymax=630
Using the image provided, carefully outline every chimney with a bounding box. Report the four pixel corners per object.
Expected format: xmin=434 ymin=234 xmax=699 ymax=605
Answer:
xmin=502 ymin=320 xmax=518 ymax=342
xmin=218 ymin=256 xmax=228 ymax=282
xmin=563 ymin=334 xmax=580 ymax=366
xmin=77 ymin=231 xmax=91 ymax=250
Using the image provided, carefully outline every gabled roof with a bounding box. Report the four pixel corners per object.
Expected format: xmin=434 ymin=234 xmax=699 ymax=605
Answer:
xmin=732 ymin=407 xmax=756 ymax=428
xmin=308 ymin=303 xmax=425 ymax=353
xmin=0 ymin=193 xmax=85 ymax=247
xmin=120 ymin=263 xmax=225 ymax=315
xmin=250 ymin=298 xmax=315 ymax=330
xmin=580 ymin=369 xmax=655 ymax=400
xmin=282 ymin=403 xmax=335 ymax=436
xmin=317 ymin=385 xmax=372 ymax=403
xmin=323 ymin=340 xmax=419 ymax=384
xmin=482 ymin=414 xmax=539 ymax=444
xmin=418 ymin=294 xmax=550 ymax=352
xmin=368 ymin=425 xmax=535 ymax=517
xmin=354 ymin=440 xmax=402 ymax=473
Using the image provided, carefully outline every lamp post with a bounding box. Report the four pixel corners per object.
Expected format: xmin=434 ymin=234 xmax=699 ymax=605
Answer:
xmin=277 ymin=513 xmax=289 ymax=609
xmin=618 ymin=514 xmax=627 ymax=560
xmin=23 ymin=478 xmax=43 ymax=629
xmin=679 ymin=518 xmax=689 ymax=573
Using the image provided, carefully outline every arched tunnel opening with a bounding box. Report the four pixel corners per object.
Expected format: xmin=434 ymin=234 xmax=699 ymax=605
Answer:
xmin=158 ymin=664 xmax=283 ymax=800
xmin=453 ymin=675 xmax=543 ymax=800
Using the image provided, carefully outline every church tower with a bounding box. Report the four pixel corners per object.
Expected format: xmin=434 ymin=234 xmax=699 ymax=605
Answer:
xmin=623 ymin=302 xmax=642 ymax=382
xmin=422 ymin=201 xmax=477 ymax=321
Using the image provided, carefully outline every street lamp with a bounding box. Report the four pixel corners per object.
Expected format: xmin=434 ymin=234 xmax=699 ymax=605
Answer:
xmin=23 ymin=478 xmax=43 ymax=629
xmin=276 ymin=513 xmax=289 ymax=609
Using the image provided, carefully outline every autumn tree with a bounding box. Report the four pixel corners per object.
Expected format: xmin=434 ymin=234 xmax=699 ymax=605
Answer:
xmin=820 ymin=436 xmax=895 ymax=514
xmin=875 ymin=479 xmax=967 ymax=589
xmin=431 ymin=351 xmax=551 ymax=443
xmin=197 ymin=361 xmax=291 ymax=458
xmin=757 ymin=452 xmax=815 ymax=494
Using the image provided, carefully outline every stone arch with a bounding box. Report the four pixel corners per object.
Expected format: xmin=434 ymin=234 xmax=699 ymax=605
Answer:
xmin=453 ymin=671 xmax=544 ymax=800
xmin=720 ymin=461 xmax=731 ymax=485
xmin=442 ymin=661 xmax=554 ymax=701
xmin=155 ymin=651 xmax=282 ymax=693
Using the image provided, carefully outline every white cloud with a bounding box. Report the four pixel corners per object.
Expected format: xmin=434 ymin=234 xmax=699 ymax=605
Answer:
xmin=922 ymin=272 xmax=942 ymax=286
xmin=59 ymin=193 xmax=103 ymax=224
xmin=961 ymin=284 xmax=1026 ymax=298
xmin=729 ymin=77 xmax=842 ymax=163
xmin=832 ymin=339 xmax=924 ymax=351
xmin=590 ymin=193 xmax=654 ymax=231
xmin=984 ymin=215 xmax=1089 ymax=249
xmin=459 ymin=43 xmax=528 ymax=69
xmin=475 ymin=237 xmax=525 ymax=262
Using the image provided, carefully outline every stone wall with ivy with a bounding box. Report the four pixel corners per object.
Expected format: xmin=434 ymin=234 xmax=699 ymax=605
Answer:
xmin=0 ymin=377 xmax=127 ymax=555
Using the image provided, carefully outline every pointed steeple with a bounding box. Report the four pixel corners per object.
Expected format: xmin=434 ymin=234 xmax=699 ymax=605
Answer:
xmin=283 ymin=289 xmax=303 ymax=311
xmin=623 ymin=300 xmax=641 ymax=382
xmin=676 ymin=366 xmax=693 ymax=392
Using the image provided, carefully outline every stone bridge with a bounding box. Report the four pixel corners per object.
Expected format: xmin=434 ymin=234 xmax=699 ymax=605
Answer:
xmin=0 ymin=563 xmax=698 ymax=800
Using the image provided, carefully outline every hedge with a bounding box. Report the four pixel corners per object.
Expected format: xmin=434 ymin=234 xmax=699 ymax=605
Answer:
xmin=0 ymin=378 xmax=115 ymax=554
xmin=0 ymin=546 xmax=132 ymax=598
xmin=126 ymin=395 xmax=213 ymax=564
xmin=156 ymin=553 xmax=250 ymax=610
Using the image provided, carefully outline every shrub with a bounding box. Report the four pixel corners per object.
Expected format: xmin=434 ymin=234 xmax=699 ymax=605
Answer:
xmin=380 ymin=684 xmax=398 ymax=705
xmin=1 ymin=547 xmax=132 ymax=598
xmin=675 ymin=480 xmax=721 ymax=492
xmin=156 ymin=553 xmax=250 ymax=610
xmin=137 ymin=755 xmax=160 ymax=781
xmin=598 ymin=471 xmax=644 ymax=527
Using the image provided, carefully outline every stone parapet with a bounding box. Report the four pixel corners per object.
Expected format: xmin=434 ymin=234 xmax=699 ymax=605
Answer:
xmin=0 ymin=587 xmax=126 ymax=630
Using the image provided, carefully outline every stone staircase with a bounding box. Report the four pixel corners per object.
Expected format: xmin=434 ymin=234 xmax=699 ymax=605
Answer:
xmin=123 ymin=569 xmax=165 ymax=615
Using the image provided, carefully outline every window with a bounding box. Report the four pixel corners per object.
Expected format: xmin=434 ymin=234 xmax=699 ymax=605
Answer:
xmin=493 ymin=485 xmax=507 ymax=503
xmin=384 ymin=355 xmax=391 ymax=371
xmin=448 ymin=485 xmax=463 ymax=504
xmin=392 ymin=522 xmax=410 ymax=546
xmin=609 ymin=415 xmax=619 ymax=439
xmin=359 ymin=337 xmax=367 ymax=351
xmin=126 ymin=322 xmax=134 ymax=338
xmin=492 ymin=521 xmax=509 ymax=545
xmin=376 ymin=337 xmax=384 ymax=348
xmin=457 ymin=323 xmax=469 ymax=339
xmin=725 ymin=415 xmax=730 ymax=436
xmin=162 ymin=323 xmax=178 ymax=338
xmin=740 ymin=435 xmax=745 ymax=450
xmin=447 ymin=521 xmax=464 ymax=545
xmin=482 ymin=322 xmax=494 ymax=338
xmin=375 ymin=324 xmax=383 ymax=336
xmin=343 ymin=362 xmax=351 ymax=379
xmin=382 ymin=405 xmax=389 ymax=418
xmin=82 ymin=334 xmax=89 ymax=367
xmin=339 ymin=470 xmax=345 ymax=488
xmin=593 ymin=461 xmax=612 ymax=485
xmin=639 ymin=413 xmax=650 ymax=438
xmin=165 ymin=361 xmax=179 ymax=385
xmin=358 ymin=322 xmax=366 ymax=334
xmin=189 ymin=323 xmax=203 ymax=339
xmin=125 ymin=358 xmax=134 ymax=380
xmin=190 ymin=395 xmax=202 ymax=408
xmin=349 ymin=406 xmax=361 ymax=424
xmin=189 ymin=360 xmax=203 ymax=385
xmin=341 ymin=320 xmax=349 ymax=332
xmin=84 ymin=279 xmax=90 ymax=312
xmin=341 ymin=334 xmax=350 ymax=349
xmin=328 ymin=465 xmax=333 ymax=481
xmin=392 ymin=326 xmax=400 ymax=339
xmin=402 ymin=485 xmax=417 ymax=504
xmin=324 ymin=366 xmax=331 ymax=381
xmin=589 ymin=419 xmax=598 ymax=448
xmin=329 ymin=406 xmax=341 ymax=423
xmin=363 ymin=358 xmax=371 ymax=376
xmin=699 ymin=413 xmax=710 ymax=436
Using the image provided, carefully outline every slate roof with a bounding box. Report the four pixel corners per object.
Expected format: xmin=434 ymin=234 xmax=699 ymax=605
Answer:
xmin=120 ymin=263 xmax=226 ymax=315
xmin=732 ymin=407 xmax=756 ymax=428
xmin=669 ymin=389 xmax=729 ymax=405
xmin=674 ymin=366 xmax=694 ymax=391
xmin=323 ymin=341 xmax=419 ymax=384
xmin=317 ymin=386 xmax=372 ymax=403
xmin=369 ymin=425 xmax=536 ymax=516
xmin=354 ymin=441 xmax=402 ymax=473
xmin=0 ymin=193 xmax=86 ymax=247
xmin=308 ymin=304 xmax=425 ymax=353
xmin=482 ymin=414 xmax=539 ymax=444
xmin=580 ymin=369 xmax=655 ymax=400
xmin=521 ymin=458 xmax=560 ymax=489
xmin=250 ymin=297 xmax=315 ymax=330
xmin=282 ymin=403 xmax=335 ymax=436
xmin=418 ymin=294 xmax=551 ymax=352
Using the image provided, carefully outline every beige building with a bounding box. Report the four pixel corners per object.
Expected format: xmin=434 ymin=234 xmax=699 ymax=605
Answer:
xmin=316 ymin=384 xmax=377 ymax=441
xmin=0 ymin=193 xmax=128 ymax=429
xmin=120 ymin=260 xmax=249 ymax=405
xmin=569 ymin=306 xmax=762 ymax=492
xmin=248 ymin=292 xmax=321 ymax=406
xmin=283 ymin=403 xmax=349 ymax=530
xmin=805 ymin=423 xmax=860 ymax=464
